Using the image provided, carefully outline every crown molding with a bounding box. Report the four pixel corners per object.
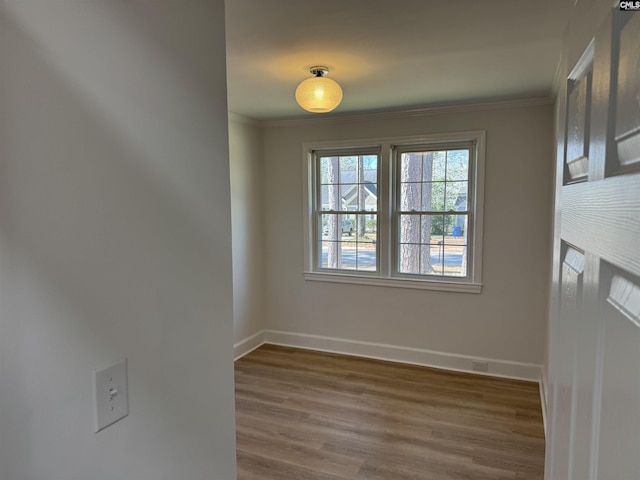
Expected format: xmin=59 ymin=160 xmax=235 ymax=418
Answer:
xmin=228 ymin=112 xmax=261 ymax=127
xmin=259 ymin=96 xmax=554 ymax=129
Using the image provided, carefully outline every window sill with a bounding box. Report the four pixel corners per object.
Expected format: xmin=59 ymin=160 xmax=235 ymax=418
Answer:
xmin=303 ymin=272 xmax=482 ymax=293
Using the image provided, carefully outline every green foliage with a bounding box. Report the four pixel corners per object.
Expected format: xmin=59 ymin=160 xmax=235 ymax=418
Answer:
xmin=430 ymin=215 xmax=465 ymax=236
xmin=431 ymin=215 xmax=447 ymax=236
xmin=365 ymin=218 xmax=377 ymax=231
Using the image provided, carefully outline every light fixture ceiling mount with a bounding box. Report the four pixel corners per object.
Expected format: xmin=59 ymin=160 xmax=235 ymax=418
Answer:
xmin=295 ymin=66 xmax=343 ymax=114
xmin=309 ymin=66 xmax=329 ymax=77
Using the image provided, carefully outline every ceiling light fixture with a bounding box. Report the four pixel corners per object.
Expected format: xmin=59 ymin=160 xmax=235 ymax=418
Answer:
xmin=295 ymin=66 xmax=343 ymax=113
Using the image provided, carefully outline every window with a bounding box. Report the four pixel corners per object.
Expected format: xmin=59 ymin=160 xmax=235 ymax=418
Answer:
xmin=317 ymin=151 xmax=379 ymax=272
xmin=303 ymin=132 xmax=485 ymax=293
xmin=396 ymin=147 xmax=470 ymax=278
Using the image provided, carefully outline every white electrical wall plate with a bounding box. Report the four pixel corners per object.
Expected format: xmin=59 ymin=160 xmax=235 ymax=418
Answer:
xmin=93 ymin=358 xmax=129 ymax=433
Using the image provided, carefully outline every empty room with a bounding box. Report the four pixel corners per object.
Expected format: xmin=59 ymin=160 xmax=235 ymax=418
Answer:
xmin=1 ymin=1 xmax=638 ymax=480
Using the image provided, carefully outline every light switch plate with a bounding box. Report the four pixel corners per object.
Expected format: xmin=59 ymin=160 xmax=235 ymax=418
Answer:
xmin=93 ymin=358 xmax=128 ymax=433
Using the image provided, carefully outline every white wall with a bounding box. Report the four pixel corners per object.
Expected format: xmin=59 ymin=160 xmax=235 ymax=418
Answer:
xmin=0 ymin=2 xmax=236 ymax=479
xmin=262 ymin=102 xmax=553 ymax=367
xmin=229 ymin=115 xmax=265 ymax=349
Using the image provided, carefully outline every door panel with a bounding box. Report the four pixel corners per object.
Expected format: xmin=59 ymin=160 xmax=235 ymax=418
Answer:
xmin=597 ymin=267 xmax=640 ymax=479
xmin=565 ymin=71 xmax=591 ymax=182
xmin=547 ymin=7 xmax=640 ymax=480
xmin=614 ymin=13 xmax=640 ymax=170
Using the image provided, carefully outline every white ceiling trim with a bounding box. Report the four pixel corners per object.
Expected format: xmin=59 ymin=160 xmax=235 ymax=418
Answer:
xmin=260 ymin=96 xmax=553 ymax=129
xmin=228 ymin=112 xmax=261 ymax=126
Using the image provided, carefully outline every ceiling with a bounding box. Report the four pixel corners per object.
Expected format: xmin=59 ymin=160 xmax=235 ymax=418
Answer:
xmin=225 ymin=0 xmax=572 ymax=120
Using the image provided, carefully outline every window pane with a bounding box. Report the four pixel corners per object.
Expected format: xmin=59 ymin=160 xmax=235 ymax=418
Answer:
xmin=399 ymin=242 xmax=441 ymax=275
xmin=399 ymin=214 xmax=421 ymax=244
xmin=321 ymin=214 xmax=359 ymax=238
xmin=354 ymin=213 xmax=376 ymax=271
xmin=320 ymin=156 xmax=341 ymax=211
xmin=423 ymin=215 xmax=444 ymax=245
xmin=321 ymin=213 xmax=339 ymax=241
xmin=423 ymin=182 xmax=445 ymax=211
xmin=446 ymin=150 xmax=469 ymax=181
xmin=357 ymin=249 xmax=376 ymax=271
xmin=320 ymin=155 xmax=379 ymax=212
xmin=401 ymin=153 xmax=422 ymax=182
xmin=342 ymin=214 xmax=355 ymax=236
xmin=340 ymin=156 xmax=358 ymax=184
xmin=400 ymin=151 xmax=469 ymax=211
xmin=359 ymin=156 xmax=378 ymax=211
xmin=340 ymin=184 xmax=357 ymax=210
xmin=420 ymin=244 xmax=438 ymax=275
xmin=446 ymin=214 xmax=468 ymax=242
xmin=320 ymin=156 xmax=340 ymax=185
xmin=356 ymin=183 xmax=366 ymax=211
xmin=455 ymin=191 xmax=468 ymax=211
xmin=364 ymin=214 xmax=377 ymax=236
xmin=429 ymin=214 xmax=445 ymax=242
xmin=400 ymin=183 xmax=422 ymax=211
xmin=398 ymin=244 xmax=420 ymax=274
xmin=362 ymin=156 xmax=376 ymax=169
xmin=428 ymin=244 xmax=445 ymax=275
xmin=320 ymin=241 xmax=339 ymax=269
xmin=320 ymin=185 xmax=329 ymax=210
xmin=357 ymin=183 xmax=372 ymax=211
xmin=319 ymin=157 xmax=330 ymax=184
xmin=340 ymin=241 xmax=358 ymax=270
xmin=353 ymin=214 xmax=367 ymax=239
xmin=319 ymin=214 xmax=377 ymax=271
xmin=446 ymin=181 xmax=468 ymax=211
xmin=442 ymin=246 xmax=467 ymax=277
xmin=443 ymin=214 xmax=455 ymax=237
xmin=397 ymin=211 xmax=469 ymax=276
xmin=428 ymin=151 xmax=447 ymax=181
xmin=320 ymin=240 xmax=345 ymax=269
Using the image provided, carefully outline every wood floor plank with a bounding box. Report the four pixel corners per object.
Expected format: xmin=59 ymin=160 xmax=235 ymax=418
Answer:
xmin=237 ymin=450 xmax=351 ymax=480
xmin=235 ymin=345 xmax=545 ymax=480
xmin=238 ymin=431 xmax=364 ymax=478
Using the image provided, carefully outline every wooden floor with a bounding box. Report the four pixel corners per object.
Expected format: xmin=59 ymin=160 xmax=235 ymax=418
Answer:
xmin=235 ymin=345 xmax=545 ymax=480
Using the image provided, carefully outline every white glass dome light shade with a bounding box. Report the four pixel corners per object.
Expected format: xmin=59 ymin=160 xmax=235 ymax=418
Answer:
xmin=295 ymin=69 xmax=343 ymax=113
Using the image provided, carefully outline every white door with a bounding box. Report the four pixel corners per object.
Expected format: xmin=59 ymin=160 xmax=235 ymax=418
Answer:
xmin=546 ymin=7 xmax=640 ymax=480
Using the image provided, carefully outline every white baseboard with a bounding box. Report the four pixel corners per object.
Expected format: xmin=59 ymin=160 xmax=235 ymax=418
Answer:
xmin=234 ymin=330 xmax=266 ymax=360
xmin=262 ymin=330 xmax=543 ymax=383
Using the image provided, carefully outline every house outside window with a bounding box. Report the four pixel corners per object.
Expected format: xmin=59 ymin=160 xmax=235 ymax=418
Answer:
xmin=303 ymin=131 xmax=485 ymax=293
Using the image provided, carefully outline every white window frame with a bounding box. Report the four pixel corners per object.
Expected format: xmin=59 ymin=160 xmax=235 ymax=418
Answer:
xmin=303 ymin=131 xmax=485 ymax=293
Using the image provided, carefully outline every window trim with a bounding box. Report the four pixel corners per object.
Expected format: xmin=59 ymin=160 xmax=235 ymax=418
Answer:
xmin=303 ymin=131 xmax=486 ymax=293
